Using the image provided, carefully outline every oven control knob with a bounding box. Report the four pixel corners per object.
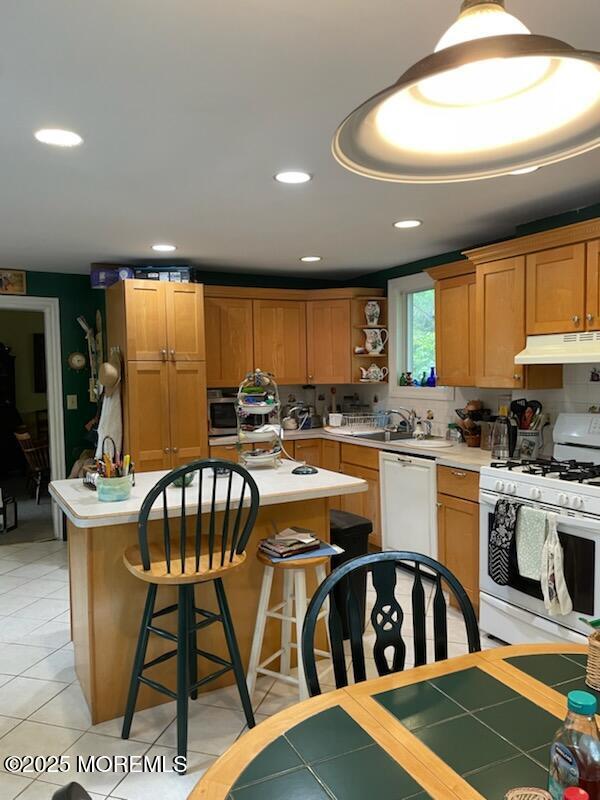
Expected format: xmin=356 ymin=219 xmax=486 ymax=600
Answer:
xmin=529 ymin=487 xmax=542 ymax=501
xmin=558 ymin=493 xmax=569 ymax=507
xmin=572 ymin=496 xmax=584 ymax=510
xmin=495 ymin=480 xmax=505 ymax=492
xmin=508 ymin=482 xmax=517 ymax=495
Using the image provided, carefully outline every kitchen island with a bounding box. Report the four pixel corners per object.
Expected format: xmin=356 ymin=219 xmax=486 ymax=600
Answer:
xmin=50 ymin=461 xmax=366 ymax=724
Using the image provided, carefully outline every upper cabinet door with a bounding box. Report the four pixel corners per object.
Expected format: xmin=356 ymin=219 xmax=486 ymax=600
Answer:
xmin=306 ymin=299 xmax=351 ymax=383
xmin=168 ymin=361 xmax=208 ymax=467
xmin=476 ymin=256 xmax=526 ymax=389
xmin=586 ymin=241 xmax=600 ymax=331
xmin=435 ymin=273 xmax=476 ymax=387
xmin=252 ymin=299 xmax=307 ymax=384
xmin=526 ymin=244 xmax=586 ymax=334
xmin=165 ymin=283 xmax=205 ymax=361
xmin=205 ymin=297 xmax=254 ymax=387
xmin=124 ymin=281 xmax=168 ymax=361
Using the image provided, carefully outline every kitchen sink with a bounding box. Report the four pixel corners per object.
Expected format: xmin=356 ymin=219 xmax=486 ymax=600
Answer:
xmin=354 ymin=431 xmax=413 ymax=442
xmin=354 ymin=431 xmax=454 ymax=448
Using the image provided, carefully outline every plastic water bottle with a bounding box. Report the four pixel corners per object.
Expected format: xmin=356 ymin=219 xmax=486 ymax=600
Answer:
xmin=549 ymin=691 xmax=600 ymax=800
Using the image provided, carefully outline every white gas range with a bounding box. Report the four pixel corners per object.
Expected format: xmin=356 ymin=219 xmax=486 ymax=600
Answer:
xmin=479 ymin=413 xmax=600 ymax=646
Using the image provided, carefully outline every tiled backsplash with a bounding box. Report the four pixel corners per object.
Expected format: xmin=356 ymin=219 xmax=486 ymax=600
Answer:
xmin=282 ymin=364 xmax=600 ymax=440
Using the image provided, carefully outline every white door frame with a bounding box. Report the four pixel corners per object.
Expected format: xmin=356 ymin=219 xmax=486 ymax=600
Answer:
xmin=0 ymin=294 xmax=66 ymax=538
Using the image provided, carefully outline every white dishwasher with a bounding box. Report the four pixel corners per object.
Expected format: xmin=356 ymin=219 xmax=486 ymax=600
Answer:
xmin=379 ymin=451 xmax=437 ymax=557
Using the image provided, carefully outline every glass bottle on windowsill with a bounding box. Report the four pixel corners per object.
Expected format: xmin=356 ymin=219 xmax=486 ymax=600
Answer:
xmin=426 ymin=367 xmax=437 ymax=387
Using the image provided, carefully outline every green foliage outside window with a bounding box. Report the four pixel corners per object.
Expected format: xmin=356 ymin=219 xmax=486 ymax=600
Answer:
xmin=408 ymin=289 xmax=436 ymax=378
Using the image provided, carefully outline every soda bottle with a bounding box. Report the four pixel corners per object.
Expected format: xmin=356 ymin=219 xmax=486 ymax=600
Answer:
xmin=549 ymin=691 xmax=600 ymax=800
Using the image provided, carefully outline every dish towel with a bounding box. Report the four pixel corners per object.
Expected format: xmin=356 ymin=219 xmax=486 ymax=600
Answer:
xmin=541 ymin=512 xmax=573 ymax=617
xmin=489 ymin=499 xmax=521 ymax=585
xmin=95 ymin=392 xmax=123 ymax=459
xmin=516 ymin=506 xmax=547 ymax=581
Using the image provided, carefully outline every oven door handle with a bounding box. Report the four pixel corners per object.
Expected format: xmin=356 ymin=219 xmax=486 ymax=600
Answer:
xmin=480 ymin=491 xmax=600 ymax=533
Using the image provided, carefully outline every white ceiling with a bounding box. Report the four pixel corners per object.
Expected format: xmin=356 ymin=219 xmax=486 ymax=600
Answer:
xmin=1 ymin=0 xmax=599 ymax=278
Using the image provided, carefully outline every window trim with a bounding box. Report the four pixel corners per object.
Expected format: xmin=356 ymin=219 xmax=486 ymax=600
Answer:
xmin=388 ymin=273 xmax=455 ymax=401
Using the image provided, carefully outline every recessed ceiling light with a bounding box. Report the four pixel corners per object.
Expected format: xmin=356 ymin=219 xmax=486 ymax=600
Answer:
xmin=300 ymin=256 xmax=322 ymax=263
xmin=509 ymin=166 xmax=540 ymax=175
xmin=274 ymin=171 xmax=312 ymax=184
xmin=393 ymin=219 xmax=422 ymax=229
xmin=34 ymin=128 xmax=83 ymax=147
xmin=152 ymin=243 xmax=177 ymax=253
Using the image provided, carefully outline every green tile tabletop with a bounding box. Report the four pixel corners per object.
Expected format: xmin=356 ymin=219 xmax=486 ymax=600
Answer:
xmin=506 ymin=653 xmax=586 ymax=686
xmin=190 ymin=645 xmax=588 ymax=800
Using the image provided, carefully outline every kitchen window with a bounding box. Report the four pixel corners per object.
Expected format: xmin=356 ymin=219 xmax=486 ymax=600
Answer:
xmin=388 ymin=272 xmax=454 ymax=400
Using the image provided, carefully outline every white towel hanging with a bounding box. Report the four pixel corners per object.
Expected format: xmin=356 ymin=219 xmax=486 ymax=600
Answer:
xmin=540 ymin=512 xmax=573 ymax=617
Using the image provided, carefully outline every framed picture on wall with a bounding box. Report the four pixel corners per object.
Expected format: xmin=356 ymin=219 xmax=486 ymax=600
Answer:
xmin=0 ymin=270 xmax=26 ymax=295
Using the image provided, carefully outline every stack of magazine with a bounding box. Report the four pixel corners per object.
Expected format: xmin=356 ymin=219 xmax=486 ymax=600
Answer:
xmin=259 ymin=526 xmax=321 ymax=559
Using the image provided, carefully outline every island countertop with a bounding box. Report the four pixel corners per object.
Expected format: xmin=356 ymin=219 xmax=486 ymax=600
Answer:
xmin=49 ymin=459 xmax=368 ymax=528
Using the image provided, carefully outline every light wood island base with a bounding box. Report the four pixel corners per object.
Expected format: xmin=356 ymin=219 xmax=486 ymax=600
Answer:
xmin=68 ymin=497 xmax=331 ymax=724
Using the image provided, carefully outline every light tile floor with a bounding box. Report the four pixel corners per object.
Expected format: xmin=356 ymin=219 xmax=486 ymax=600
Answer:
xmin=0 ymin=541 xmax=500 ymax=799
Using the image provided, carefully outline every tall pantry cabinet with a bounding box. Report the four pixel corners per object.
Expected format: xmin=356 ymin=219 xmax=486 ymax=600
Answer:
xmin=106 ymin=280 xmax=208 ymax=472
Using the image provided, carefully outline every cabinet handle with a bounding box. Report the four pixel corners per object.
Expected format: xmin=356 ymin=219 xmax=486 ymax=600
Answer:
xmin=573 ymin=315 xmax=580 ymax=324
xmin=172 ymin=446 xmax=179 ymax=453
xmin=587 ymin=313 xmax=594 ymax=323
xmin=161 ymin=349 xmax=167 ymax=361
xmin=307 ymin=374 xmax=314 ymax=381
xmin=451 ymin=470 xmax=466 ymax=478
xmin=170 ymin=349 xmax=176 ymax=359
xmin=513 ymin=374 xmax=521 ymax=381
xmin=436 ymin=502 xmax=443 ymax=508
xmin=164 ymin=447 xmax=171 ymax=453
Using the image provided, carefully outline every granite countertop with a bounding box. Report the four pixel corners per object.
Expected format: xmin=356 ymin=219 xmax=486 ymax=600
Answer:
xmin=49 ymin=460 xmax=367 ymax=529
xmin=210 ymin=429 xmax=493 ymax=472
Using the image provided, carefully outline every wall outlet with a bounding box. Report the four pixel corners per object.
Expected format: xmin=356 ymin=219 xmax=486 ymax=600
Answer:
xmin=67 ymin=394 xmax=78 ymax=410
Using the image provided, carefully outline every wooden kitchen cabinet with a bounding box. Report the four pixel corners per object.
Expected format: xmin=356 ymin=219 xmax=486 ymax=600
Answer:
xmin=109 ymin=280 xmax=204 ymax=362
xmin=321 ymin=439 xmax=340 ymax=472
xmin=473 ymin=257 xmax=561 ymax=390
xmin=205 ymin=297 xmax=254 ymax=387
xmin=526 ymin=244 xmax=586 ymax=334
xmin=306 ymin=299 xmax=351 ymax=383
xmin=437 ymin=493 xmax=479 ymax=614
xmin=166 ymin=283 xmax=206 ymax=361
xmin=293 ymin=438 xmax=322 ymax=468
xmin=168 ymin=362 xmax=208 ymax=467
xmin=475 ymin=256 xmax=526 ymax=389
xmin=126 ymin=361 xmax=208 ymax=471
xmin=339 ymin=462 xmax=381 ymax=548
xmin=586 ymin=240 xmax=600 ymax=331
xmin=120 ymin=281 xmax=168 ymax=361
xmin=107 ymin=279 xmax=208 ymax=470
xmin=253 ymin=299 xmax=307 ymax=384
xmin=435 ymin=272 xmax=476 ymax=387
xmin=126 ymin=362 xmax=172 ymax=472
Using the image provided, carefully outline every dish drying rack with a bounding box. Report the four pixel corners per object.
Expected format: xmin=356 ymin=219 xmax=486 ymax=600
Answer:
xmin=337 ymin=412 xmax=386 ymax=435
xmin=236 ymin=369 xmax=285 ymax=469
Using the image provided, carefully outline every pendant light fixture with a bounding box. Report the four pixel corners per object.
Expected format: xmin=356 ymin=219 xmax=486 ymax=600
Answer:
xmin=333 ymin=0 xmax=600 ymax=183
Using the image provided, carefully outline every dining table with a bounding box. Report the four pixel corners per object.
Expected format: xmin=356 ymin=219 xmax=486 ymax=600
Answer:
xmin=189 ymin=643 xmax=596 ymax=800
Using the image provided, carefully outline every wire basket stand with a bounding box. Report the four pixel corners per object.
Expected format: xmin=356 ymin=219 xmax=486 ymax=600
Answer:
xmin=236 ymin=369 xmax=285 ymax=469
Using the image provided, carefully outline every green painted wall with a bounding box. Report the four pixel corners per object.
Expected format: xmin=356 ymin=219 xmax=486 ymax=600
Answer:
xmin=25 ymin=272 xmax=104 ymax=471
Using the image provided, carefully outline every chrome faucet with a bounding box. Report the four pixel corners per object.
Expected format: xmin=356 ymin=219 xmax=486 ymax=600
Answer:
xmin=384 ymin=408 xmax=417 ymax=433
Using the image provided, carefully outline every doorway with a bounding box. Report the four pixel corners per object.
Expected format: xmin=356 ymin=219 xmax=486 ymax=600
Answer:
xmin=0 ymin=296 xmax=65 ymax=539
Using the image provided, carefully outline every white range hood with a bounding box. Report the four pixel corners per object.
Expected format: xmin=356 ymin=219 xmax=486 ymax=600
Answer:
xmin=515 ymin=332 xmax=600 ymax=365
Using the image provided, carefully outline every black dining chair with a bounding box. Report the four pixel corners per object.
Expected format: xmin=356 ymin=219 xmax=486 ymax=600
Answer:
xmin=302 ymin=551 xmax=481 ymax=696
xmin=51 ymin=783 xmax=92 ymax=800
xmin=121 ymin=459 xmax=260 ymax=763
